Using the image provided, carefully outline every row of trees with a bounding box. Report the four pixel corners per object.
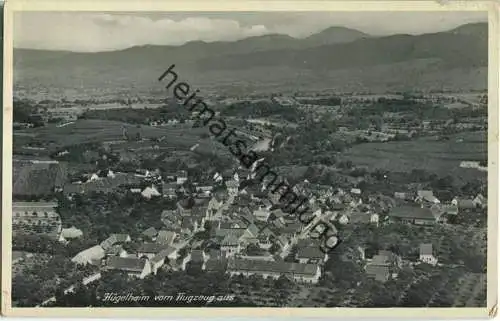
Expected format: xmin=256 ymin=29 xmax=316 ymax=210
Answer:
xmin=224 ymin=100 xmax=303 ymax=123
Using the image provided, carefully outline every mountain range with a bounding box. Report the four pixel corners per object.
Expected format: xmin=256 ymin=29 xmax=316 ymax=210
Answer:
xmin=13 ymin=23 xmax=487 ymax=97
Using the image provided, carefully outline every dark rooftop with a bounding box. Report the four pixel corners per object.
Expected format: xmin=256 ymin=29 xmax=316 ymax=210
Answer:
xmin=106 ymin=257 xmax=147 ymax=273
xmin=389 ymin=206 xmax=436 ymax=220
xmin=227 ymin=258 xmax=318 ymax=276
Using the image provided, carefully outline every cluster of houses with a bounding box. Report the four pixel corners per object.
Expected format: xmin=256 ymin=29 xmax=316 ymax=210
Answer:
xmin=14 ymin=160 xmax=486 ymax=288
xmin=63 ymin=167 xmax=218 ymax=201
xmin=344 ymin=242 xmax=439 ymax=283
xmin=388 ymin=189 xmax=486 ymax=225
xmin=71 ymin=232 xmax=181 ymax=279
xmin=63 ymin=168 xmax=342 ymax=283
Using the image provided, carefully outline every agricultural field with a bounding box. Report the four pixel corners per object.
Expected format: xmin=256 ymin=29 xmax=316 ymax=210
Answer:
xmin=342 ymin=131 xmax=487 ymax=182
xmin=13 ymin=119 xmax=220 ymax=153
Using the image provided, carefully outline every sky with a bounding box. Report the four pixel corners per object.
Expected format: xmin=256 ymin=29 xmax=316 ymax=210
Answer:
xmin=14 ymin=11 xmax=487 ymax=52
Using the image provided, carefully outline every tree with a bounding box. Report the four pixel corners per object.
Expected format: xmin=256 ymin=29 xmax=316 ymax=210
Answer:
xmin=431 ymin=175 xmax=457 ymax=193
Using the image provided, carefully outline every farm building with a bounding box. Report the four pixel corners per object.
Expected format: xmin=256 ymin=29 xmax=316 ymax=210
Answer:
xmin=63 ymin=173 xmax=142 ymax=195
xmin=105 ymin=257 xmax=152 ymax=279
xmin=419 ymin=243 xmax=438 ymax=266
xmin=388 ymin=206 xmax=440 ymax=225
xmin=72 ymin=245 xmax=106 ymax=266
xmin=227 ymin=258 xmax=321 ymax=284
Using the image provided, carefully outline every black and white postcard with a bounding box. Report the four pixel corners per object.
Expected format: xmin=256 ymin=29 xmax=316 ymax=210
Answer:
xmin=1 ymin=0 xmax=498 ymax=318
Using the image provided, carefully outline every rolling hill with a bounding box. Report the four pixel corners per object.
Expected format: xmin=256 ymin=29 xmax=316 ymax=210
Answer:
xmin=196 ymin=24 xmax=487 ymax=71
xmin=14 ymin=26 xmax=368 ymax=68
xmin=13 ymin=23 xmax=487 ymax=96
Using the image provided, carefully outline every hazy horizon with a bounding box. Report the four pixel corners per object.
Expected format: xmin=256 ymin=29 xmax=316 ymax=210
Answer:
xmin=14 ymin=11 xmax=487 ymax=52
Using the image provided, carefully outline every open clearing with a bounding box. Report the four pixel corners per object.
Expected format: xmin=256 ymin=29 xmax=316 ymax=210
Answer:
xmin=14 ymin=119 xmax=210 ymax=149
xmin=342 ymin=131 xmax=486 ymax=181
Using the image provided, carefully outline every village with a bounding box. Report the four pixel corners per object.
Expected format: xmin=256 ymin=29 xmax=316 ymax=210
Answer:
xmin=7 ymin=11 xmax=491 ymax=312
xmin=12 ymin=150 xmax=487 ymax=306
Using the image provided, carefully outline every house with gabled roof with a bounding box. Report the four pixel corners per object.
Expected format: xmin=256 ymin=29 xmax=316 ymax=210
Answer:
xmin=261 ymin=198 xmax=273 ymax=210
xmin=444 ymin=204 xmax=459 ymax=216
xmin=269 ymin=208 xmax=287 ymax=224
xmin=253 ymin=207 xmax=271 ymax=222
xmin=435 ymin=190 xmax=454 ymax=203
xmin=196 ymin=185 xmax=214 ymax=193
xmin=227 ymin=258 xmax=321 ymax=284
xmin=71 ymin=245 xmax=105 ymax=266
xmin=240 ymin=211 xmax=254 ymax=224
xmin=141 ymin=227 xmax=158 ymax=241
xmin=349 ymin=211 xmax=379 ymax=226
xmin=244 ymin=223 xmax=260 ymax=239
xmin=457 ymin=198 xmax=476 ymax=210
xmin=280 ymin=221 xmax=303 ymax=236
xmin=206 ymin=197 xmax=224 ymax=221
xmin=394 ymin=192 xmax=409 ymax=200
xmin=296 ymin=244 xmax=328 ymax=264
xmin=415 ymin=190 xmax=440 ymax=205
xmin=141 ymin=185 xmax=161 ymax=199
xmin=276 ymin=235 xmax=292 ymax=253
xmin=59 ymin=226 xmax=83 ymax=242
xmin=230 ymin=218 xmax=248 ymax=229
xmin=150 ymin=246 xmax=179 ymax=274
xmin=259 ymin=226 xmax=276 ymax=240
xmin=365 ymin=250 xmax=401 ymax=282
xmin=271 ymin=219 xmax=286 ymax=229
xmin=214 ymin=226 xmax=247 ymax=239
xmin=220 ymin=221 xmax=233 ymax=229
xmin=350 ymin=188 xmax=362 ymax=195
xmin=419 ymin=243 xmax=438 ymax=266
xmin=365 ymin=264 xmax=390 ymax=282
xmin=388 ymin=206 xmax=439 ymax=225
xmin=137 ymin=243 xmax=178 ymax=261
xmin=105 ymin=244 xmax=128 ymax=258
xmin=105 ymin=257 xmax=152 ymax=279
xmin=162 ymin=182 xmax=178 ymax=199
xmin=337 ymin=213 xmax=349 ymax=225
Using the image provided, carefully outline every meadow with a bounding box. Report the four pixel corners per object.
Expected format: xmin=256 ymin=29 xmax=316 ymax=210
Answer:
xmin=13 ymin=118 xmax=239 ymax=165
xmin=342 ymin=131 xmax=487 ymax=182
xmin=14 ymin=119 xmax=208 ymax=149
